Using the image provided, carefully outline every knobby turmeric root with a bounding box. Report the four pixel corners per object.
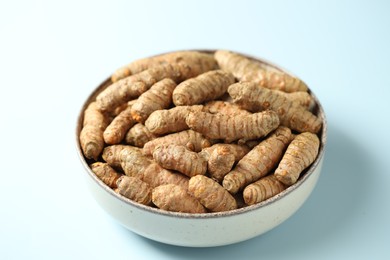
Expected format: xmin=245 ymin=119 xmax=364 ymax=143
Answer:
xmin=202 ymin=100 xmax=251 ymax=116
xmin=228 ymin=82 xmax=322 ymax=134
xmin=116 ymin=175 xmax=152 ymax=205
xmin=125 ymin=123 xmax=156 ymax=147
xmin=152 ymin=184 xmax=206 ymax=213
xmin=215 ymin=50 xmax=308 ymax=92
xmin=186 ymin=110 xmax=280 ymax=143
xmin=274 ymin=132 xmax=320 ymax=186
xmin=90 ymin=162 xmax=122 ymax=188
xmin=79 ymin=102 xmax=109 ymax=160
xmin=222 ymin=127 xmax=292 ymax=194
xmin=102 ymin=145 xmax=141 ymax=169
xmin=243 ymin=175 xmax=286 ymax=205
xmin=188 ymin=175 xmax=237 ymax=212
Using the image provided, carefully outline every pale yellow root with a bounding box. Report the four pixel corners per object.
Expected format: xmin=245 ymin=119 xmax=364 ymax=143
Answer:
xmin=131 ymin=78 xmax=176 ymax=123
xmin=186 ymin=110 xmax=280 ymax=143
xmin=202 ymin=100 xmax=251 ymax=116
xmin=125 ymin=123 xmax=156 ymax=148
xmin=111 ymin=51 xmax=217 ymax=82
xmin=90 ymin=162 xmax=122 ymax=188
xmin=214 ymin=50 xmax=308 ymax=92
xmin=188 ymin=175 xmax=237 ymax=212
xmin=116 ymin=176 xmax=152 ymax=205
xmin=274 ymin=132 xmax=320 ymax=186
xmin=153 ymin=144 xmax=207 ymax=177
xmin=199 ymin=144 xmax=250 ymax=182
xmin=145 ymin=105 xmax=203 ymax=135
xmin=143 ymin=129 xmax=211 ymax=156
xmin=172 ymin=70 xmax=235 ymax=106
xmin=228 ymin=82 xmax=322 ymax=134
xmin=79 ymin=102 xmax=109 ymax=160
xmin=222 ymin=127 xmax=292 ymax=194
xmin=243 ymin=175 xmax=286 ymax=205
xmin=102 ymin=145 xmax=141 ymax=169
xmin=152 ymin=184 xmax=206 ymax=213
xmin=103 ymin=103 xmax=136 ymax=144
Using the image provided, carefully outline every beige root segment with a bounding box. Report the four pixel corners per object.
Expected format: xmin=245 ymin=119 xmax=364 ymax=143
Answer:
xmin=243 ymin=175 xmax=286 ymax=205
xmin=143 ymin=129 xmax=211 ymax=155
xmin=188 ymin=175 xmax=237 ymax=212
xmin=202 ymin=100 xmax=251 ymax=116
xmin=116 ymin=176 xmax=152 ymax=205
xmin=172 ymin=70 xmax=235 ymax=106
xmin=125 ymin=123 xmax=156 ymax=147
xmin=111 ymin=51 xmax=217 ymax=82
xmin=222 ymin=127 xmax=292 ymax=194
xmin=90 ymin=162 xmax=122 ymax=188
xmin=102 ymin=145 xmax=141 ymax=169
xmin=79 ymin=102 xmax=109 ymax=160
xmin=152 ymin=184 xmax=206 ymax=213
xmin=186 ymin=110 xmax=280 ymax=143
xmin=103 ymin=103 xmax=136 ymax=145
xmin=215 ymin=50 xmax=308 ymax=92
xmin=131 ymin=78 xmax=176 ymax=123
xmin=153 ymin=144 xmax=207 ymax=177
xmin=228 ymin=82 xmax=322 ymax=134
xmin=275 ymin=132 xmax=320 ymax=186
xmin=145 ymin=105 xmax=203 ymax=135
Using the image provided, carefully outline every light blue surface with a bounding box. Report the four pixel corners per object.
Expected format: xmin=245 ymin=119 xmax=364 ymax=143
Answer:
xmin=1 ymin=0 xmax=389 ymax=259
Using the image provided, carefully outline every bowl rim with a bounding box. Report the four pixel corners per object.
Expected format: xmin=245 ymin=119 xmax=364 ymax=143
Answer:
xmin=75 ymin=49 xmax=327 ymax=219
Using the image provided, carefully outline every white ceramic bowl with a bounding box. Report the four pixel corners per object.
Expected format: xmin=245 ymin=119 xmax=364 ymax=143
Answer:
xmin=76 ymin=50 xmax=327 ymax=247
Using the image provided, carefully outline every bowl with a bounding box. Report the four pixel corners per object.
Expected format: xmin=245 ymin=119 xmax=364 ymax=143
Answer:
xmin=75 ymin=50 xmax=327 ymax=247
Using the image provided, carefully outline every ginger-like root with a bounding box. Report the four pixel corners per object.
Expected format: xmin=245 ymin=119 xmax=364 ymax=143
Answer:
xmin=98 ymin=56 xmax=217 ymax=113
xmin=145 ymin=105 xmax=203 ymax=135
xmin=153 ymin=144 xmax=207 ymax=177
xmin=172 ymin=70 xmax=235 ymax=106
xmin=111 ymin=51 xmax=217 ymax=82
xmin=243 ymin=175 xmax=286 ymax=205
xmin=188 ymin=175 xmax=237 ymax=212
xmin=228 ymin=82 xmax=322 ymax=134
xmin=199 ymin=144 xmax=250 ymax=182
xmin=103 ymin=102 xmax=136 ymax=144
xmin=79 ymin=102 xmax=109 ymax=160
xmin=119 ymin=147 xmax=189 ymax=189
xmin=90 ymin=162 xmax=122 ymax=188
xmin=125 ymin=123 xmax=156 ymax=147
xmin=143 ymin=129 xmax=211 ymax=156
xmin=131 ymin=78 xmax=176 ymax=123
xmin=215 ymin=50 xmax=307 ymax=92
xmin=222 ymin=127 xmax=292 ymax=194
xmin=102 ymin=145 xmax=140 ymax=169
xmin=274 ymin=132 xmax=320 ymax=186
xmin=202 ymin=100 xmax=251 ymax=116
xmin=116 ymin=176 xmax=152 ymax=205
xmin=186 ymin=110 xmax=280 ymax=143
xmin=279 ymin=91 xmax=314 ymax=109
xmin=152 ymin=184 xmax=206 ymax=213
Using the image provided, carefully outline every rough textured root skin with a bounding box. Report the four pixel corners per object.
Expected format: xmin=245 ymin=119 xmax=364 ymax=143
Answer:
xmin=243 ymin=175 xmax=286 ymax=205
xmin=103 ymin=105 xmax=136 ymax=145
xmin=119 ymin=147 xmax=153 ymax=177
xmin=131 ymin=78 xmax=176 ymax=123
xmin=222 ymin=127 xmax=292 ymax=194
xmin=125 ymin=123 xmax=156 ymax=148
xmin=215 ymin=50 xmax=307 ymax=92
xmin=142 ymin=163 xmax=189 ymax=189
xmin=143 ymin=129 xmax=211 ymax=155
xmin=275 ymin=132 xmax=320 ymax=186
xmin=111 ymin=51 xmax=217 ymax=82
xmin=279 ymin=91 xmax=314 ymax=109
xmin=102 ymin=145 xmax=140 ymax=169
xmin=145 ymin=105 xmax=203 ymax=135
xmin=186 ymin=110 xmax=280 ymax=143
xmin=152 ymin=184 xmax=206 ymax=213
xmin=116 ymin=176 xmax=152 ymax=205
xmin=188 ymin=175 xmax=237 ymax=212
xmin=202 ymin=100 xmax=251 ymax=116
xmin=90 ymin=162 xmax=122 ymax=189
xmin=80 ymin=102 xmax=109 ymax=160
xmin=199 ymin=144 xmax=250 ymax=182
xmin=172 ymin=70 xmax=235 ymax=106
xmin=228 ymin=82 xmax=322 ymax=134
xmin=153 ymin=144 xmax=207 ymax=177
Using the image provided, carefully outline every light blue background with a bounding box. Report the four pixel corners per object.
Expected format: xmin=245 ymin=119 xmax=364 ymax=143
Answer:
xmin=1 ymin=0 xmax=389 ymax=259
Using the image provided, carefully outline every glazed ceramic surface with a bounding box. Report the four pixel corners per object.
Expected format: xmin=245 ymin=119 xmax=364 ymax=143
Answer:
xmin=76 ymin=50 xmax=327 ymax=247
